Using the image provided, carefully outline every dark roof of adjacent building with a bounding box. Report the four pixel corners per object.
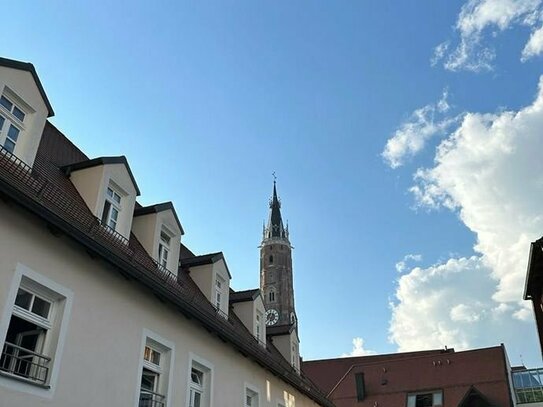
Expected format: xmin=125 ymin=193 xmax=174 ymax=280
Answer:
xmin=134 ymin=202 xmax=184 ymax=235
xmin=0 ymin=121 xmax=333 ymax=407
xmin=0 ymin=57 xmax=55 ymax=117
xmin=302 ymin=345 xmax=513 ymax=407
xmin=61 ymin=156 xmax=141 ymax=196
xmin=229 ymin=288 xmax=260 ymax=303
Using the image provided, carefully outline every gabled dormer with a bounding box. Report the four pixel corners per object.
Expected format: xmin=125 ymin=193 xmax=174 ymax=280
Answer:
xmin=0 ymin=57 xmax=54 ymax=167
xmin=62 ymin=156 xmax=140 ymax=240
xmin=180 ymin=253 xmax=232 ymax=317
xmin=267 ymin=324 xmax=300 ymax=371
xmin=230 ymin=289 xmax=266 ymax=346
xmin=132 ymin=202 xmax=184 ymax=275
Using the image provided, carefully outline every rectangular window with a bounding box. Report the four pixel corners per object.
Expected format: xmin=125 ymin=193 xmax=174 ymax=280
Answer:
xmin=0 ymin=274 xmax=70 ymax=388
xmin=214 ymin=278 xmax=223 ymax=309
xmin=187 ymin=357 xmax=212 ymax=407
xmin=355 ymin=372 xmax=365 ymax=401
xmin=245 ymin=388 xmax=259 ymax=407
xmin=158 ymin=230 xmax=171 ymax=269
xmin=407 ymin=391 xmax=443 ymax=407
xmin=256 ymin=312 xmax=262 ymax=341
xmin=0 ymin=93 xmax=26 ymax=154
xmin=139 ymin=337 xmax=172 ymax=407
xmin=101 ymin=186 xmax=122 ymax=231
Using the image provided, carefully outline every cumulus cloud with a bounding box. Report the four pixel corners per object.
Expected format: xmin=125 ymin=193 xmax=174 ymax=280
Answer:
xmin=395 ymin=254 xmax=423 ymax=273
xmin=388 ymin=76 xmax=543 ymax=356
xmin=341 ymin=337 xmax=376 ymax=357
xmin=433 ymin=0 xmax=543 ymax=71
xmin=522 ymin=24 xmax=543 ymax=60
xmin=382 ymin=90 xmax=458 ymax=168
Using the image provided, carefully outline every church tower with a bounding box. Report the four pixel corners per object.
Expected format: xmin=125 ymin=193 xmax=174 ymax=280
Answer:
xmin=260 ymin=181 xmax=297 ymax=328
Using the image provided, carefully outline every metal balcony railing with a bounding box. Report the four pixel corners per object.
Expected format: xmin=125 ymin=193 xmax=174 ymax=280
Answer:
xmin=139 ymin=389 xmax=166 ymax=407
xmin=0 ymin=146 xmax=334 ymax=407
xmin=0 ymin=341 xmax=50 ymax=384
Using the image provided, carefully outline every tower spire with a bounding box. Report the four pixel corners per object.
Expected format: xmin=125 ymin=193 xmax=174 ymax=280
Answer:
xmin=263 ymin=177 xmax=288 ymax=242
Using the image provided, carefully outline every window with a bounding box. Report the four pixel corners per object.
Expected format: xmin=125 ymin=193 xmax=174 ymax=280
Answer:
xmin=189 ymin=368 xmax=203 ymax=407
xmin=269 ymin=255 xmax=273 ymax=264
xmin=187 ymin=356 xmax=212 ymax=407
xmin=158 ymin=229 xmax=171 ymax=269
xmin=214 ymin=277 xmax=223 ymax=309
xmin=138 ymin=335 xmax=172 ymax=407
xmin=407 ymin=391 xmax=443 ymax=407
xmin=269 ymin=290 xmax=275 ymax=302
xmin=0 ymin=93 xmax=25 ymax=154
xmin=0 ymin=272 xmax=71 ymax=390
xmin=245 ymin=388 xmax=259 ymax=407
xmin=256 ymin=311 xmax=263 ymax=341
xmin=101 ymin=186 xmax=122 ymax=230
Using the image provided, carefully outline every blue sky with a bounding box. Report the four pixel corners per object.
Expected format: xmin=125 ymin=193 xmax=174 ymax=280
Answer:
xmin=4 ymin=1 xmax=543 ymax=366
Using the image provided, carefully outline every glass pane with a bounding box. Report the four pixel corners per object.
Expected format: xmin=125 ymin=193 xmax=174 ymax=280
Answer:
xmin=8 ymin=125 xmax=19 ymax=142
xmin=151 ymin=350 xmax=160 ymax=365
xmin=107 ymin=187 xmax=113 ymax=198
xmin=113 ymin=192 xmax=121 ymax=204
xmin=0 ymin=115 xmax=4 ymax=130
xmin=15 ymin=289 xmax=32 ymax=310
xmin=194 ymin=391 xmax=201 ymax=407
xmin=32 ymin=296 xmax=51 ymax=318
xmin=160 ymin=231 xmax=171 ymax=244
xmin=3 ymin=139 xmax=15 ymax=153
xmin=0 ymin=96 xmax=13 ymax=111
xmin=101 ymin=201 xmax=111 ymax=225
xmin=13 ymin=106 xmax=25 ymax=122
xmin=141 ymin=370 xmax=157 ymax=391
xmin=111 ymin=207 xmax=119 ymax=221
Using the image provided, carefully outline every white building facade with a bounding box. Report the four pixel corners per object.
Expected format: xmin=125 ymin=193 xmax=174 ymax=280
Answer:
xmin=0 ymin=57 xmax=332 ymax=407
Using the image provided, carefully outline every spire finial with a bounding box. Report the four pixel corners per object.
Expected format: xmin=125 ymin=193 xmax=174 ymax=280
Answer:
xmin=272 ymin=171 xmax=277 ymax=184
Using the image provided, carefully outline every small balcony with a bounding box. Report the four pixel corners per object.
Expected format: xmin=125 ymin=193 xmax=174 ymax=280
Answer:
xmin=139 ymin=389 xmax=166 ymax=407
xmin=0 ymin=341 xmax=50 ymax=385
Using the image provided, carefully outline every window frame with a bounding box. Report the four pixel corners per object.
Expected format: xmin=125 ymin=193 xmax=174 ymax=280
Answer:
xmin=244 ymin=383 xmax=260 ymax=407
xmin=186 ymin=353 xmax=214 ymax=407
xmin=406 ymin=390 xmax=443 ymax=407
xmin=101 ymin=185 xmax=122 ymax=231
xmin=135 ymin=329 xmax=175 ymax=407
xmin=0 ymin=92 xmax=27 ymax=154
xmin=0 ymin=263 xmax=73 ymax=397
xmin=158 ymin=228 xmax=173 ymax=269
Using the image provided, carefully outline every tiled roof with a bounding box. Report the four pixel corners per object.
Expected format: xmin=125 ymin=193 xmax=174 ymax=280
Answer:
xmin=0 ymin=124 xmax=334 ymax=407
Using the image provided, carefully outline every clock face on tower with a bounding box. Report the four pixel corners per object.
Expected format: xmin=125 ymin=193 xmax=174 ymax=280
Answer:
xmin=265 ymin=309 xmax=279 ymax=326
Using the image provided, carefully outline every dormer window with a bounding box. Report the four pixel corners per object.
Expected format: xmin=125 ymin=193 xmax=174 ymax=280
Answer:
xmin=101 ymin=186 xmax=122 ymax=230
xmin=158 ymin=229 xmax=172 ymax=269
xmin=215 ymin=277 xmax=223 ymax=309
xmin=0 ymin=94 xmax=26 ymax=154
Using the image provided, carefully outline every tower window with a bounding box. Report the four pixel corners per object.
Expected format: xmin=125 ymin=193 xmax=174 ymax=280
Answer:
xmin=269 ymin=290 xmax=275 ymax=302
xmin=269 ymin=255 xmax=273 ymax=264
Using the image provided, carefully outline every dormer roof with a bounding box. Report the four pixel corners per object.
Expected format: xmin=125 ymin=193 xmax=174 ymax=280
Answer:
xmin=180 ymin=252 xmax=232 ymax=279
xmin=134 ymin=201 xmax=184 ymax=235
xmin=61 ymin=156 xmax=141 ymax=196
xmin=267 ymin=323 xmax=296 ymax=336
xmin=0 ymin=57 xmax=54 ymax=117
xmin=229 ymin=288 xmax=260 ymax=303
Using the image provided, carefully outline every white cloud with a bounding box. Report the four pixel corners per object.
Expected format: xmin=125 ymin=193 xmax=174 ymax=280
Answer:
xmin=522 ymin=24 xmax=543 ymax=60
xmin=389 ymin=76 xmax=543 ymax=358
xmin=341 ymin=337 xmax=376 ymax=357
xmin=395 ymin=254 xmax=423 ymax=273
xmin=434 ymin=0 xmax=543 ymax=70
xmin=382 ymin=90 xmax=458 ymax=168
